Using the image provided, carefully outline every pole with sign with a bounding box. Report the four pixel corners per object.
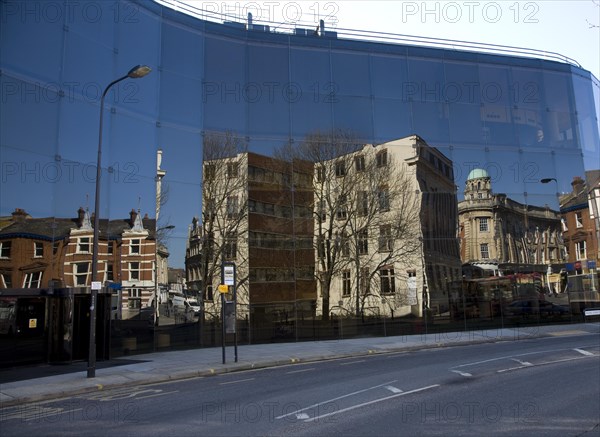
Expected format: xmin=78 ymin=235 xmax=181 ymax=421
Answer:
xmin=220 ymin=262 xmax=237 ymax=363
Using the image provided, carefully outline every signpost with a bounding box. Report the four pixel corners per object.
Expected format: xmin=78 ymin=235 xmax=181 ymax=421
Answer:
xmin=220 ymin=262 xmax=238 ymax=364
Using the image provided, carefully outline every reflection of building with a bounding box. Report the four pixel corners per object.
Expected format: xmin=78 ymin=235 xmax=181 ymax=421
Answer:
xmin=194 ymin=152 xmax=316 ymax=324
xmin=560 ymin=174 xmax=599 ymax=275
xmin=0 ymin=207 xmax=161 ymax=315
xmin=185 ymin=217 xmax=203 ymax=295
xmin=458 ymin=169 xmax=565 ymax=277
xmin=321 ymin=136 xmax=461 ymax=318
xmin=187 ymin=136 xmax=461 ymax=320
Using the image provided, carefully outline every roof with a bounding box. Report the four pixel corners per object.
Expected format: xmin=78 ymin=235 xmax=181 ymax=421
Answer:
xmin=467 ymin=168 xmax=489 ymax=180
xmin=0 ymin=216 xmax=157 ymax=241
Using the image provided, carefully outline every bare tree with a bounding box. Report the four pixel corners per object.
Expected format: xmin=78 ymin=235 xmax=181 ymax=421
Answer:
xmin=342 ymin=148 xmax=422 ymax=317
xmin=200 ymin=131 xmax=249 ymax=319
xmin=278 ymin=129 xmax=364 ymax=320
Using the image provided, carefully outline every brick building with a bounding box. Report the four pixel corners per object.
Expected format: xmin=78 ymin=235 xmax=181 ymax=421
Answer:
xmin=0 ymin=207 xmax=161 ymax=315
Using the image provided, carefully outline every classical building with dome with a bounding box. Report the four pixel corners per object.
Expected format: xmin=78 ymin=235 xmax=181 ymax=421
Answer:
xmin=458 ymin=169 xmax=566 ymax=279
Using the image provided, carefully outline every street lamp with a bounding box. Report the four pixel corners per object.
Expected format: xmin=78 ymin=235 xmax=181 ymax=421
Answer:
xmin=155 ymin=224 xmax=175 ymax=326
xmin=88 ymin=65 xmax=151 ymax=378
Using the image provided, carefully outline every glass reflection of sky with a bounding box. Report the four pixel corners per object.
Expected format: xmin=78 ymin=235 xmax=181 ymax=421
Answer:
xmin=0 ymin=0 xmax=597 ymax=269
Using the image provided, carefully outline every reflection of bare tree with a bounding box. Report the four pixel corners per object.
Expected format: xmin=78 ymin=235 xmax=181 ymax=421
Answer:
xmin=279 ymin=130 xmax=422 ymax=319
xmin=277 ymin=129 xmax=361 ymax=319
xmin=201 ymin=131 xmax=249 ymax=318
xmin=345 ymin=149 xmax=422 ymax=318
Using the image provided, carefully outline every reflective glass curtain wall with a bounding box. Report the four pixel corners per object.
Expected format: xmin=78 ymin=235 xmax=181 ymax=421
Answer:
xmin=1 ymin=1 xmax=598 ymax=339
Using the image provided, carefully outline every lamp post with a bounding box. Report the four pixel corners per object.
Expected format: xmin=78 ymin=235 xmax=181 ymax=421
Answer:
xmin=155 ymin=224 xmax=175 ymax=326
xmin=88 ymin=65 xmax=151 ymax=378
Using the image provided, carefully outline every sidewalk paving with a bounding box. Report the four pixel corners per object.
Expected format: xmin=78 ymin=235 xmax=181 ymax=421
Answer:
xmin=1 ymin=322 xmax=598 ymax=407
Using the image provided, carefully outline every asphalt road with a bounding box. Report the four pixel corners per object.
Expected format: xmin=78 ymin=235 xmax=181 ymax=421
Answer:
xmin=1 ymin=333 xmax=598 ymax=436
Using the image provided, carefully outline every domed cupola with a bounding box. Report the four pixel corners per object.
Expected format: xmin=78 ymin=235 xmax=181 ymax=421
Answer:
xmin=465 ymin=168 xmax=492 ymax=200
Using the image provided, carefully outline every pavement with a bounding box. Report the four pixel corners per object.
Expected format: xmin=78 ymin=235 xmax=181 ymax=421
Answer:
xmin=1 ymin=322 xmax=599 ymax=407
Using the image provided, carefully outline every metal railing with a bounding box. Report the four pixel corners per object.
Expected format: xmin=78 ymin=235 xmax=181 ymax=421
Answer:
xmin=156 ymin=0 xmax=581 ymax=68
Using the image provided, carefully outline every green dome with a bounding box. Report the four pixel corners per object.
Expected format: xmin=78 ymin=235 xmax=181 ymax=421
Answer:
xmin=467 ymin=168 xmax=489 ymax=180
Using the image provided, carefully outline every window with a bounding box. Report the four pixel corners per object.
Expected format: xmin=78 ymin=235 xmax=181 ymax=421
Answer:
xmin=357 ymin=191 xmax=368 ymax=216
xmin=1 ymin=272 xmax=12 ymax=288
xmin=335 ymin=161 xmax=346 ymax=177
xmin=479 ymin=217 xmax=489 ymax=232
xmin=407 ymin=270 xmax=416 ymax=278
xmin=23 ymin=271 xmax=42 ymax=288
xmin=130 ymin=262 xmax=140 ymax=281
xmin=378 ymin=186 xmax=390 ymax=211
xmin=227 ymin=162 xmax=239 ymax=178
xmin=130 ymin=239 xmax=140 ymax=254
xmin=336 ymin=196 xmax=347 ymax=220
xmin=358 ymin=229 xmax=369 ymax=255
xmin=224 ymin=234 xmax=237 ymax=260
xmin=376 ymin=150 xmax=388 ymax=167
xmin=204 ymin=164 xmax=216 ymax=181
xmin=360 ymin=268 xmax=370 ymax=295
xmin=575 ymin=241 xmax=586 ymax=260
xmin=227 ymin=196 xmax=239 ymax=219
xmin=317 ymin=199 xmax=326 ymax=221
xmin=480 ymin=243 xmax=489 ymax=259
xmin=75 ymin=262 xmax=90 ymax=286
xmin=316 ymin=166 xmax=326 ymax=182
xmin=0 ymin=241 xmax=11 ymax=259
xmin=205 ymin=199 xmax=216 ymax=221
xmin=342 ymin=270 xmax=351 ymax=296
xmin=53 ymin=241 xmax=60 ymax=255
xmin=380 ymin=268 xmax=395 ymax=294
xmin=128 ymin=288 xmax=141 ymax=309
xmin=340 ymin=232 xmax=350 ymax=257
xmin=561 ymin=218 xmax=568 ymax=232
xmin=575 ymin=212 xmax=583 ymax=228
xmin=205 ymin=284 xmax=214 ymax=301
xmin=355 ymin=155 xmax=365 ymax=172
xmin=379 ymin=225 xmax=393 ymax=252
xmin=317 ymin=236 xmax=326 ymax=259
xmin=107 ymin=242 xmax=113 ymax=255
xmin=78 ymin=237 xmax=90 ymax=253
xmin=34 ymin=242 xmax=43 ymax=257
xmin=106 ymin=264 xmax=114 ymax=282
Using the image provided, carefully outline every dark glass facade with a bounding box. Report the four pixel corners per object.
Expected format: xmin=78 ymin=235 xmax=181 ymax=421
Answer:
xmin=1 ymin=0 xmax=599 ymax=359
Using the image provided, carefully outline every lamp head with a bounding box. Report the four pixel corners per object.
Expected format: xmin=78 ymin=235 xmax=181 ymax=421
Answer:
xmin=127 ymin=65 xmax=152 ymax=79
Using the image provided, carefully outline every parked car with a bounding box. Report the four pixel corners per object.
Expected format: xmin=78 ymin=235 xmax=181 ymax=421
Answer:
xmin=504 ymin=300 xmax=570 ymax=318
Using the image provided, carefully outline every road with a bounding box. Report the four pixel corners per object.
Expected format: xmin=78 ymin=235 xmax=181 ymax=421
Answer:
xmin=1 ymin=333 xmax=598 ymax=436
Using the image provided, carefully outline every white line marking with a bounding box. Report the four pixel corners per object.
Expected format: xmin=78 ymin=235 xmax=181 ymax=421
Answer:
xmin=286 ymin=368 xmax=316 ymax=374
xmin=385 ymin=385 xmax=403 ymax=393
xmin=219 ymin=378 xmax=255 ymax=385
xmin=275 ymin=380 xmax=398 ymax=419
xmin=134 ymin=390 xmax=179 ymax=400
xmin=339 ymin=360 xmax=366 ymax=366
xmin=451 ymin=370 xmax=473 ymax=377
xmin=510 ymin=358 xmax=533 ymax=366
xmin=304 ymin=385 xmax=440 ymax=423
xmin=574 ymin=348 xmax=595 ymax=356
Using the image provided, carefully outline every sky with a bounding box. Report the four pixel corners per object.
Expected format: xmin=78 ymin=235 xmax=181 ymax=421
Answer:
xmin=187 ymin=0 xmax=600 ymax=79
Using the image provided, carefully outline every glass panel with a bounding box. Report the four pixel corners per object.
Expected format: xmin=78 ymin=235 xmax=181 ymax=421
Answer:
xmin=203 ymin=36 xmax=246 ymax=132
xmin=370 ymin=55 xmax=409 ymax=100
xmin=330 ymin=52 xmax=371 ymax=97
xmin=572 ymin=74 xmax=600 ymax=169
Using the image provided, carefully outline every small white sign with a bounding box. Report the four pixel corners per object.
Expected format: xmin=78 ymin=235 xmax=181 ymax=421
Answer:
xmin=224 ymin=265 xmax=235 ymax=286
xmin=91 ymin=281 xmax=102 ymax=290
